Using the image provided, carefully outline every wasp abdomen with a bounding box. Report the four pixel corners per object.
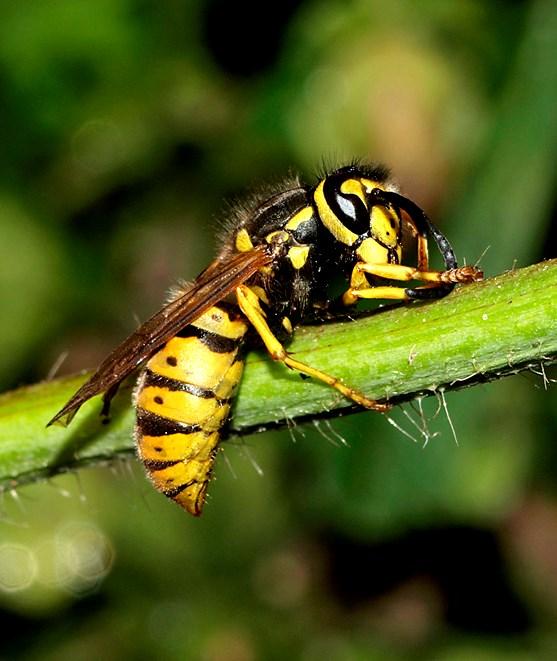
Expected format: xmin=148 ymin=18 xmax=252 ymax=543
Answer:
xmin=134 ymin=303 xmax=248 ymax=516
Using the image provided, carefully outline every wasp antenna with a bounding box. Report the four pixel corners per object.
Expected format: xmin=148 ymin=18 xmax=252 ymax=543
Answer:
xmin=376 ymin=190 xmax=458 ymax=270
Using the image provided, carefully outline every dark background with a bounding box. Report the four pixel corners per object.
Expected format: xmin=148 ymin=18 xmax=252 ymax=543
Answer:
xmin=1 ymin=1 xmax=556 ymax=658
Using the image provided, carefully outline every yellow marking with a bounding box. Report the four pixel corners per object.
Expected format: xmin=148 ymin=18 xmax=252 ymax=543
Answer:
xmin=236 ymin=227 xmax=253 ymax=252
xmin=138 ymin=430 xmax=218 ymax=462
xmin=370 ymin=206 xmax=399 ymax=248
xmin=137 ymin=386 xmax=230 ymax=429
xmin=235 ymin=228 xmax=254 ymax=252
xmin=340 ymin=178 xmax=366 ymax=205
xmin=282 ymin=316 xmax=293 ymax=334
xmin=361 ymin=178 xmax=386 ymax=193
xmin=236 ymin=284 xmax=390 ymax=412
xmin=146 ymin=337 xmax=238 ymax=389
xmin=287 ymin=245 xmax=310 ymax=270
xmin=265 ymin=230 xmax=289 ymax=244
xmin=285 ymin=205 xmax=313 ymax=231
xmin=314 ymin=180 xmax=358 ymax=246
xmin=356 ymin=238 xmax=391 ymax=265
xmin=191 ymin=306 xmax=249 ymax=339
xmin=249 ymin=285 xmax=269 ymax=305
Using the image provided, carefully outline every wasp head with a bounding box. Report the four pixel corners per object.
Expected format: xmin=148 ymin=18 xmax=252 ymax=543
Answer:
xmin=314 ymin=165 xmax=403 ymax=265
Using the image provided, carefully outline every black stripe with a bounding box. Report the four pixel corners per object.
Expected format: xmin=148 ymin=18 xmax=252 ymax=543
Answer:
xmin=136 ymin=408 xmax=202 ymax=436
xmin=164 ymin=482 xmax=193 ymax=498
xmin=143 ymin=369 xmax=216 ymax=399
xmin=211 ymin=300 xmax=245 ymax=321
xmin=175 ymin=325 xmax=239 ymax=353
xmin=143 ymin=459 xmax=181 ymax=472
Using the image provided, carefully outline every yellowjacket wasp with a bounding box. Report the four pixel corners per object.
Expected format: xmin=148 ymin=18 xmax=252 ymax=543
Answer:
xmin=48 ymin=163 xmax=482 ymax=515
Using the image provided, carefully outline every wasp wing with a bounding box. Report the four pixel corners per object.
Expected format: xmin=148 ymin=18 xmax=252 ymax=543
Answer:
xmin=47 ymin=246 xmax=272 ymax=427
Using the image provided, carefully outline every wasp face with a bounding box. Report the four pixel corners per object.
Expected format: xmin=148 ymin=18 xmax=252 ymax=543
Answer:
xmin=313 ymin=166 xmax=403 ymax=264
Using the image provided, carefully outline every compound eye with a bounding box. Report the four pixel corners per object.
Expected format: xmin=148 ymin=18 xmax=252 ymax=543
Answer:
xmin=335 ymin=192 xmax=370 ymax=235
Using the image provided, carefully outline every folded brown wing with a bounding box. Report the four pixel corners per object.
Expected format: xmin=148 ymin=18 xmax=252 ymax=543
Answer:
xmin=47 ymin=246 xmax=272 ymax=426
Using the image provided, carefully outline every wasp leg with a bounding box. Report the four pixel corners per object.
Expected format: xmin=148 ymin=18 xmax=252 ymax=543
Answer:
xmin=403 ymin=222 xmax=429 ymax=271
xmin=236 ymin=285 xmax=390 ymax=412
xmin=343 ymin=285 xmax=410 ymax=305
xmin=100 ymin=381 xmax=122 ymax=420
xmin=356 ymin=263 xmax=482 ymax=284
xmin=342 ymin=263 xmax=482 ymax=305
xmin=370 ymin=188 xmax=458 ymax=271
xmin=416 ymin=235 xmax=429 ymax=271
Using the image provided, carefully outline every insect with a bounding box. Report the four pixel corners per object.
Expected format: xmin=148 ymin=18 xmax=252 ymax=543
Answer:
xmin=48 ymin=163 xmax=483 ymax=516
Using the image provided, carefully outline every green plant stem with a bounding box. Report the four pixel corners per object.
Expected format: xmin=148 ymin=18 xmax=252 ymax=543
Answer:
xmin=0 ymin=260 xmax=556 ymax=490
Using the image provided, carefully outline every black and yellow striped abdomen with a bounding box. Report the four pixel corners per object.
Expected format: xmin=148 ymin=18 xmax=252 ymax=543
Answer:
xmin=134 ymin=303 xmax=249 ymax=516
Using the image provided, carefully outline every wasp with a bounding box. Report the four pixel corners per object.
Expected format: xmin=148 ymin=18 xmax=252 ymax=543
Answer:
xmin=48 ymin=163 xmax=482 ymax=516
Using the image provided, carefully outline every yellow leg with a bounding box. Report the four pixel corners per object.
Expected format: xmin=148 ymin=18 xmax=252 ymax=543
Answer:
xmin=236 ymin=285 xmax=390 ymax=412
xmin=417 ymin=235 xmax=429 ymax=271
xmin=357 ymin=263 xmax=449 ymax=283
xmin=342 ymin=262 xmax=483 ymax=305
xmin=343 ymin=285 xmax=410 ymax=305
xmin=358 ymin=262 xmax=482 ymax=284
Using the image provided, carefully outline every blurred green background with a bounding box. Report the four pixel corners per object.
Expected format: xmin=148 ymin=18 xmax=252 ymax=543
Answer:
xmin=1 ymin=0 xmax=557 ymax=658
